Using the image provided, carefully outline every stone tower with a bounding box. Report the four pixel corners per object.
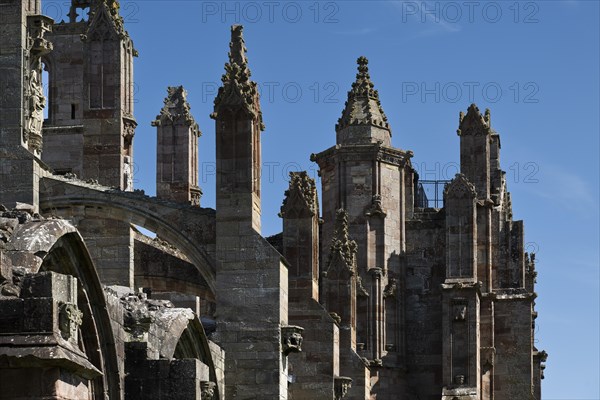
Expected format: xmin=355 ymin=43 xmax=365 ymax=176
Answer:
xmin=309 ymin=58 xmax=545 ymax=399
xmin=312 ymin=56 xmax=416 ymax=398
xmin=0 ymin=0 xmax=52 ymax=210
xmin=41 ymin=0 xmax=137 ymax=190
xmin=38 ymin=0 xmax=137 ymax=287
xmin=153 ymin=86 xmax=202 ymax=205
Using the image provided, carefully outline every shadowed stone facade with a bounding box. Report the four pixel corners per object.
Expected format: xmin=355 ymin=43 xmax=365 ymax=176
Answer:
xmin=0 ymin=1 xmax=545 ymax=399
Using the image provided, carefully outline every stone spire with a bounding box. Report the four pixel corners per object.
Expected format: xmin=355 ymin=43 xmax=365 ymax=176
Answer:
xmin=211 ymin=25 xmax=264 ymax=130
xmin=152 ymin=86 xmax=200 ymax=135
xmin=325 ymin=209 xmax=358 ymax=273
xmin=336 ymin=56 xmax=391 ymax=146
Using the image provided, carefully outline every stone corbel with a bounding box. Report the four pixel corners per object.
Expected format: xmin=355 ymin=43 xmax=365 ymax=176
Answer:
xmin=200 ymin=381 xmax=216 ymax=400
xmin=281 ymin=325 xmax=304 ymax=356
xmin=27 ymin=15 xmax=54 ymax=56
xmin=365 ymin=194 xmax=386 ymax=218
xmin=334 ymin=376 xmax=352 ymax=399
xmin=123 ymin=116 xmax=138 ymax=145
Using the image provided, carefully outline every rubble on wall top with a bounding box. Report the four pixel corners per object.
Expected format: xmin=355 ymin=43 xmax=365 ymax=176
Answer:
xmin=0 ymin=203 xmax=45 ymax=244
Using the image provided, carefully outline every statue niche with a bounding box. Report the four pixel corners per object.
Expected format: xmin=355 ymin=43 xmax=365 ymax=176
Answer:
xmin=25 ymin=14 xmax=53 ymax=155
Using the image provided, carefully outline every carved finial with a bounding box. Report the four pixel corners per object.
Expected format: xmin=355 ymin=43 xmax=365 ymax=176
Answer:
xmin=279 ymin=172 xmax=318 ymax=218
xmin=336 ymin=56 xmax=390 ymax=134
xmin=212 ymin=25 xmax=264 ymax=130
xmin=484 ymin=108 xmax=491 ymax=125
xmin=152 ymin=86 xmax=200 ymax=135
xmin=356 ymin=56 xmax=370 ymax=82
xmin=229 ymin=25 xmax=248 ymax=68
xmin=457 ymin=103 xmax=491 ymax=136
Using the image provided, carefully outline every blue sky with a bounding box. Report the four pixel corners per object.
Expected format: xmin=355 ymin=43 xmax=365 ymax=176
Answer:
xmin=44 ymin=1 xmax=599 ymax=397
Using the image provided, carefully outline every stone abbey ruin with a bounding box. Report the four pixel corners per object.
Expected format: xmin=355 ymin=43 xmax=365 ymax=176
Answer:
xmin=0 ymin=1 xmax=546 ymax=399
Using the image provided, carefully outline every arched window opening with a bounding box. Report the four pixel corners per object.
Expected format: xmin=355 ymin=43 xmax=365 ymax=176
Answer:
xmin=42 ymin=61 xmax=50 ymax=121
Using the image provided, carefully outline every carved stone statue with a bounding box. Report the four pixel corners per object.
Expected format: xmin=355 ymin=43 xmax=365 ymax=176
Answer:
xmin=123 ymin=156 xmax=133 ymax=191
xmin=26 ymin=67 xmax=46 ymax=153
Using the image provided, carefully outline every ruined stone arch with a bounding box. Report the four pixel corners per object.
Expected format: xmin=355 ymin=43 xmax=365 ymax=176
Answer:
xmin=5 ymin=220 xmax=121 ymax=399
xmin=39 ymin=55 xmax=52 ymax=122
xmin=40 ymin=177 xmax=217 ymax=293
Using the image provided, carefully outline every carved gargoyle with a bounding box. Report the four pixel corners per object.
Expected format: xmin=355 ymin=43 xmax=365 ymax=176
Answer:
xmin=281 ymin=325 xmax=304 ymax=356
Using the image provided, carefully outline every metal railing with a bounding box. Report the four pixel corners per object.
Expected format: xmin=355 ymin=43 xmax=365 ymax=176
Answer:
xmin=415 ymin=180 xmax=450 ymax=209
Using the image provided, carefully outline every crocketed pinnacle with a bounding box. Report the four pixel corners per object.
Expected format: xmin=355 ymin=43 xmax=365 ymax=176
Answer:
xmin=84 ymin=0 xmax=127 ymax=39
xmin=326 ymin=209 xmax=358 ymax=272
xmin=279 ymin=172 xmax=319 ymax=218
xmin=336 ymin=56 xmax=390 ymax=138
xmin=457 ymin=103 xmax=491 ymax=136
xmin=211 ymin=25 xmax=264 ymax=130
xmin=152 ymin=86 xmax=200 ymax=135
xmin=444 ymin=173 xmax=477 ymax=199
